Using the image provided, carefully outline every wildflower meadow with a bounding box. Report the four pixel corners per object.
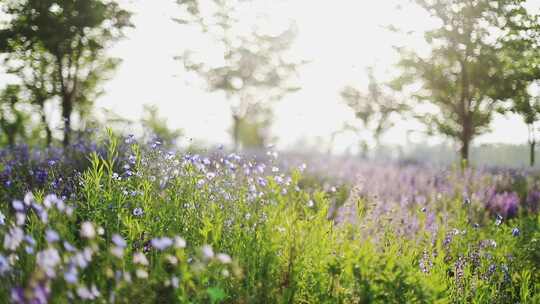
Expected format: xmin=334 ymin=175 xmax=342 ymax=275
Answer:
xmin=0 ymin=131 xmax=539 ymax=303
xmin=2 ymin=0 xmax=540 ymax=302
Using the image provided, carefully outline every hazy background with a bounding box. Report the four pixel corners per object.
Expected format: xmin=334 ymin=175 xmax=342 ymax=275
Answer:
xmin=1 ymin=0 xmax=539 ymax=156
xmin=92 ymin=0 xmax=538 ymax=152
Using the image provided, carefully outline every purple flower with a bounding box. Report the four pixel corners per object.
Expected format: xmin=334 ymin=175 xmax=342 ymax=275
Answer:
xmin=0 ymin=254 xmax=10 ymax=275
xmin=45 ymin=229 xmax=60 ymax=243
xmin=125 ymin=134 xmax=135 ymax=144
xmin=112 ymin=234 xmax=127 ymax=248
xmin=487 ymin=192 xmax=520 ymax=218
xmin=12 ymin=200 xmax=24 ymax=211
xmin=36 ymin=248 xmax=61 ymax=277
xmin=525 ymin=190 xmax=540 ymax=212
xmin=511 ymin=227 xmax=520 ymax=237
xmin=151 ymin=237 xmax=173 ymax=251
xmin=133 ymin=207 xmax=144 ymax=217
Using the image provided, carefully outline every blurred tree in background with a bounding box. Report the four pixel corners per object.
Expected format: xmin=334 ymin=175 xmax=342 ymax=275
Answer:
xmin=340 ymin=67 xmax=408 ymax=157
xmin=141 ymin=104 xmax=183 ymax=148
xmin=391 ymin=0 xmax=537 ymax=164
xmin=0 ymin=0 xmax=132 ymax=146
xmin=502 ymin=5 xmax=540 ymax=166
xmin=513 ymin=93 xmax=540 ymax=166
xmin=175 ymin=0 xmax=302 ymax=150
xmin=0 ymin=84 xmax=29 ymax=147
xmin=3 ymin=51 xmax=55 ymax=146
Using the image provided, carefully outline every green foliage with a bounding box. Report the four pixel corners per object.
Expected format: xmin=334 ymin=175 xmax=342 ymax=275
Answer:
xmin=0 ymin=0 xmax=132 ymax=146
xmin=0 ymin=84 xmax=29 ymax=146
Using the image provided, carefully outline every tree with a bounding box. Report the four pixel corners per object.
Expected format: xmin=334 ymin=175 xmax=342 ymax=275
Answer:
xmin=391 ymin=0 xmax=530 ymax=163
xmin=512 ymin=92 xmax=540 ymax=166
xmin=0 ymin=85 xmax=29 ymax=147
xmin=340 ymin=67 xmax=407 ymax=156
xmin=3 ymin=50 xmax=56 ymax=146
xmin=175 ymin=0 xmax=301 ymax=150
xmin=141 ymin=104 xmax=183 ymax=148
xmin=0 ymin=0 xmax=131 ymax=146
xmin=502 ymin=6 xmax=540 ymax=166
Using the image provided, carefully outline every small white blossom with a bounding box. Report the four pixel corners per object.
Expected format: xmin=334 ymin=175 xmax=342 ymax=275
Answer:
xmin=133 ymin=252 xmax=149 ymax=266
xmin=135 ymin=268 xmax=148 ymax=279
xmin=216 ymin=253 xmax=232 ymax=264
xmin=201 ymin=245 xmax=214 ymax=259
xmin=23 ymin=192 xmax=34 ymax=206
xmin=80 ymin=222 xmax=96 ymax=239
xmin=15 ymin=213 xmax=25 ymax=226
xmin=174 ymin=236 xmax=186 ymax=249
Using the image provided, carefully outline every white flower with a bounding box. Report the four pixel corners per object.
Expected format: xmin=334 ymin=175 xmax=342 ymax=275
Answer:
xmin=80 ymin=222 xmax=96 ymax=239
xmin=307 ymin=200 xmax=314 ymax=208
xmin=216 ymin=253 xmax=232 ymax=264
xmin=165 ymin=255 xmax=178 ymax=265
xmin=201 ymin=245 xmax=214 ymax=259
xmin=4 ymin=226 xmax=24 ymax=251
xmin=0 ymin=211 xmax=5 ymax=225
xmin=15 ymin=213 xmax=25 ymax=226
xmin=135 ymin=268 xmax=148 ymax=279
xmin=24 ymin=192 xmax=34 ymax=206
xmin=76 ymin=285 xmax=100 ymax=300
xmin=43 ymin=194 xmax=63 ymax=210
xmin=174 ymin=236 xmax=186 ymax=249
xmin=110 ymin=246 xmax=124 ymax=258
xmin=133 ymin=252 xmax=149 ymax=266
xmin=72 ymin=248 xmax=93 ymax=270
xmin=170 ymin=276 xmax=179 ymax=289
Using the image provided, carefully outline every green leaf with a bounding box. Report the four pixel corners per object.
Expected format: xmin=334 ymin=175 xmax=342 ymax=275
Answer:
xmin=207 ymin=287 xmax=226 ymax=303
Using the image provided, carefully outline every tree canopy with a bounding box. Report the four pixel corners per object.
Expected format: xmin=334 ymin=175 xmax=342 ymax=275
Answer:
xmin=392 ymin=0 xmax=538 ymax=162
xmin=176 ymin=0 xmax=302 ymax=150
xmin=0 ymin=0 xmax=131 ymax=146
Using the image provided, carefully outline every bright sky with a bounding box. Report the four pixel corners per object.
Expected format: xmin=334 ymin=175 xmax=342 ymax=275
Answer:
xmin=2 ymin=0 xmax=540 ymax=152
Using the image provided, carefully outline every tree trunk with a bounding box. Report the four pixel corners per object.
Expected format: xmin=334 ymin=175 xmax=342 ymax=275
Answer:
xmin=39 ymin=108 xmax=52 ymax=147
xmin=232 ymin=114 xmax=240 ymax=151
xmin=62 ymin=95 xmax=72 ymax=147
xmin=460 ymin=135 xmax=470 ymax=167
xmin=7 ymin=133 xmax=15 ymax=147
xmin=530 ymin=140 xmax=535 ymax=167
